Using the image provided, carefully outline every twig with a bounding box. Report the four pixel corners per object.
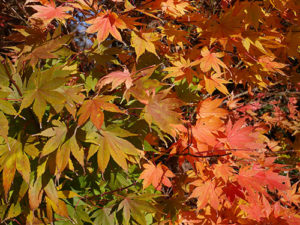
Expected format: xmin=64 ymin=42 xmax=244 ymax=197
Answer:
xmin=100 ymin=182 xmax=136 ymax=197
xmin=176 ymin=152 xmax=232 ymax=158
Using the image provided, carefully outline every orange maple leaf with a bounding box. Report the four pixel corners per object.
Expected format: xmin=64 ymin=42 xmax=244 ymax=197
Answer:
xmin=189 ymin=179 xmax=219 ymax=211
xmin=139 ymin=162 xmax=175 ymax=190
xmin=258 ymin=56 xmax=286 ymax=76
xmin=204 ymin=72 xmax=230 ymax=95
xmin=86 ymin=11 xmax=126 ymax=43
xmin=199 ymin=47 xmax=227 ymax=73
xmin=164 ymin=57 xmax=199 ymax=83
xmin=192 ymin=117 xmax=221 ymax=148
xmin=77 ymin=96 xmax=123 ymax=129
xmin=97 ymin=69 xmax=133 ymax=91
xmin=196 ymin=98 xmax=228 ymax=119
xmin=30 ymin=0 xmax=72 ymax=25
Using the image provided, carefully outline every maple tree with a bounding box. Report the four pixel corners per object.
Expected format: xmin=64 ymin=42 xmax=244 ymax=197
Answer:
xmin=0 ymin=0 xmax=299 ymax=224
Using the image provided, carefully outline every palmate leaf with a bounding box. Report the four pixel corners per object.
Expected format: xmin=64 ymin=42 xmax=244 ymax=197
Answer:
xmin=19 ymin=65 xmax=74 ymax=124
xmin=56 ymin=132 xmax=85 ymax=177
xmin=221 ymin=118 xmax=264 ymax=154
xmin=97 ymin=69 xmax=133 ymax=91
xmin=198 ymin=46 xmax=228 ymax=73
xmin=38 ymin=120 xmax=84 ymax=176
xmin=189 ymin=179 xmax=220 ymax=211
xmin=93 ymin=208 xmax=115 ymax=225
xmin=139 ymin=162 xmax=175 ymax=191
xmin=77 ymin=96 xmax=124 ymax=130
xmin=0 ymin=112 xmax=9 ymax=146
xmin=86 ymin=11 xmax=126 ymax=43
xmin=87 ymin=128 xmax=141 ymax=173
xmin=204 ymin=72 xmax=230 ymax=95
xmin=196 ymin=97 xmax=228 ymax=119
xmin=0 ymin=138 xmax=31 ymax=198
xmin=59 ymin=86 xmax=84 ymax=118
xmin=143 ymin=89 xmax=184 ymax=136
xmin=29 ymin=0 xmax=73 ymax=25
xmin=131 ymin=31 xmax=159 ymax=61
xmin=117 ymin=193 xmax=157 ymax=225
xmin=23 ymin=35 xmax=73 ymax=66
xmin=38 ymin=120 xmax=68 ymax=157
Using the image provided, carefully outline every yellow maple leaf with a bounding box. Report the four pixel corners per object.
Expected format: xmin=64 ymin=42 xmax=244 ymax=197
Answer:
xmin=131 ymin=31 xmax=159 ymax=61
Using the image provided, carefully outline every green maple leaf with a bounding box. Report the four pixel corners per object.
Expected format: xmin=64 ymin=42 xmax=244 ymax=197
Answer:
xmin=19 ymin=65 xmax=74 ymax=124
xmin=117 ymin=193 xmax=157 ymax=225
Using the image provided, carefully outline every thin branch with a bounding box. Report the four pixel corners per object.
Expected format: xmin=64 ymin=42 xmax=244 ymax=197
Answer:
xmin=176 ymin=152 xmax=232 ymax=158
xmin=100 ymin=182 xmax=137 ymax=197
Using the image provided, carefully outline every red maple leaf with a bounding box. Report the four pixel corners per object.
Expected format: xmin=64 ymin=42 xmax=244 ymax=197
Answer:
xmin=220 ymin=118 xmax=264 ymax=152
xmin=86 ymin=11 xmax=126 ymax=43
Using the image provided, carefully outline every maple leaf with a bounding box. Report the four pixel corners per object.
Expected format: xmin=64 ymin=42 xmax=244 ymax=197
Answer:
xmin=54 ymin=132 xmax=84 ymax=178
xmin=164 ymin=57 xmax=199 ymax=83
xmin=258 ymin=56 xmax=286 ymax=76
xmin=0 ymin=112 xmax=9 ymax=147
xmin=143 ymin=89 xmax=183 ymax=136
xmin=55 ymin=135 xmax=78 ymax=177
xmin=19 ymin=65 xmax=74 ymax=123
xmin=199 ymin=47 xmax=228 ymax=73
xmin=196 ymin=98 xmax=228 ymax=119
xmin=28 ymin=176 xmax=43 ymax=210
xmin=0 ymin=138 xmax=31 ymax=198
xmin=97 ymin=69 xmax=133 ymax=91
xmin=204 ymin=72 xmax=230 ymax=95
xmin=160 ymin=0 xmax=190 ymax=18
xmin=60 ymin=86 xmax=84 ymax=118
xmin=131 ymin=31 xmax=159 ymax=61
xmin=124 ymin=65 xmax=161 ymax=103
xmin=139 ymin=162 xmax=175 ymax=190
xmin=39 ymin=120 xmax=67 ymax=157
xmin=240 ymin=193 xmax=272 ymax=221
xmin=189 ymin=179 xmax=220 ymax=211
xmin=213 ymin=162 xmax=234 ymax=182
xmin=238 ymin=166 xmax=290 ymax=200
xmin=77 ymin=96 xmax=124 ymax=130
xmin=87 ymin=128 xmax=141 ymax=173
xmin=118 ymin=193 xmax=157 ymax=225
xmin=148 ymin=0 xmax=189 ymax=18
xmin=159 ymin=23 xmax=190 ymax=48
xmin=220 ymin=118 xmax=264 ymax=153
xmin=21 ymin=33 xmax=72 ymax=66
xmin=192 ymin=117 xmax=220 ymax=148
xmin=86 ymin=11 xmax=126 ymax=43
xmin=29 ymin=0 xmax=73 ymax=25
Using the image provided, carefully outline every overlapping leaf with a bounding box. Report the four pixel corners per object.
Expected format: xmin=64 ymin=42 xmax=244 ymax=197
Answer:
xmin=77 ymin=96 xmax=124 ymax=130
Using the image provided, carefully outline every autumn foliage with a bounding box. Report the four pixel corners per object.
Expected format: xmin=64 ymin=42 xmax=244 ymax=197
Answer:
xmin=0 ymin=0 xmax=300 ymax=224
